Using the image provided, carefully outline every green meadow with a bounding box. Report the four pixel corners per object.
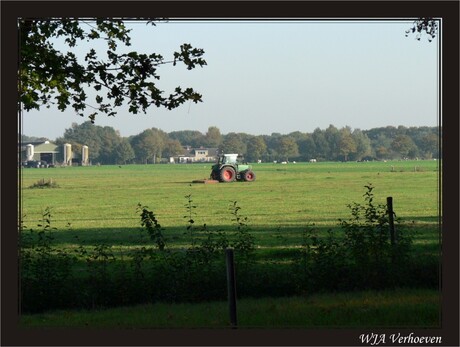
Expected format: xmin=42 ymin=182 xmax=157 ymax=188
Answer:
xmin=20 ymin=160 xmax=440 ymax=242
xmin=19 ymin=160 xmax=441 ymax=327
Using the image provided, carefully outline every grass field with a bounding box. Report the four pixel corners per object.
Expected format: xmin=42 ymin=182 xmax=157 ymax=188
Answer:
xmin=19 ymin=160 xmax=441 ymax=327
xmin=20 ymin=288 xmax=440 ymax=328
xmin=20 ymin=160 xmax=440 ymax=249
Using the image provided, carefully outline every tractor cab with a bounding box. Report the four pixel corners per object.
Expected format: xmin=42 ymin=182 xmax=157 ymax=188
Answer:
xmin=219 ymin=154 xmax=239 ymax=165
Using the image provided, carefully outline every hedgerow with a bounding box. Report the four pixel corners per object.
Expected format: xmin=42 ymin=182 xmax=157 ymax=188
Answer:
xmin=19 ymin=186 xmax=438 ymax=313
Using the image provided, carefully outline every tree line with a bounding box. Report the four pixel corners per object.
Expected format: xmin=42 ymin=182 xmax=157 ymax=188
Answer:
xmin=21 ymin=122 xmax=439 ymax=165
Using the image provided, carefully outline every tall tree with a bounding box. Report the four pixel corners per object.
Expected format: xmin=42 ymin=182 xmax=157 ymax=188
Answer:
xmin=324 ymin=124 xmax=341 ymax=160
xmin=163 ymin=139 xmax=185 ymax=158
xmin=131 ymin=128 xmax=166 ymax=164
xmin=246 ymin=136 xmax=267 ymax=162
xmin=113 ymin=138 xmax=135 ymax=164
xmin=297 ymin=135 xmax=316 ymax=161
xmin=391 ymin=135 xmax=417 ymax=158
xmin=419 ymin=133 xmax=439 ymax=159
xmin=57 ymin=121 xmax=102 ymax=161
xmin=375 ymin=146 xmax=391 ymax=160
xmin=97 ymin=126 xmax=123 ymax=164
xmin=220 ymin=132 xmax=246 ymax=155
xmin=351 ymin=129 xmax=372 ymax=161
xmin=275 ymin=136 xmax=299 ymax=162
xmin=169 ymin=130 xmax=205 ymax=148
xmin=19 ymin=19 xmax=206 ymax=123
xmin=337 ymin=127 xmax=357 ymax=162
xmin=204 ymin=126 xmax=222 ymax=147
xmin=312 ymin=128 xmax=329 ymax=160
xmin=58 ymin=121 xmax=125 ymax=164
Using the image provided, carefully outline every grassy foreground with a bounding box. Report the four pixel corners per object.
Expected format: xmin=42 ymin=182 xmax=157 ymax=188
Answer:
xmin=19 ymin=160 xmax=441 ymax=324
xmin=20 ymin=288 xmax=440 ymax=328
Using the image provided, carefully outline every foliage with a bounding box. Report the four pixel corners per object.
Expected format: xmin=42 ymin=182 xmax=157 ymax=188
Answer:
xmin=137 ymin=203 xmax=166 ymax=250
xmin=228 ymin=201 xmax=255 ymax=264
xmin=184 ymin=193 xmax=197 ymax=247
xmin=83 ymin=243 xmax=116 ymax=308
xmin=340 ymin=184 xmax=398 ymax=287
xmin=196 ymin=223 xmax=229 ymax=263
xmin=298 ymin=226 xmax=349 ymax=291
xmin=275 ymin=136 xmax=299 ymax=162
xmin=46 ymin=124 xmax=439 ymax=165
xmin=246 ymin=135 xmax=267 ymax=162
xmin=296 ymin=184 xmax=415 ymax=292
xmin=338 ymin=127 xmax=357 ymax=161
xmin=162 ymin=139 xmax=184 ymax=158
xmin=220 ymin=132 xmax=247 ymax=155
xmin=168 ymin=130 xmax=206 ymax=148
xmin=55 ymin=121 xmax=123 ymax=163
xmin=130 ymin=128 xmax=167 ymax=163
xmin=20 ymin=208 xmax=75 ymax=312
xmin=19 ymin=19 xmax=206 ymax=122
xmin=204 ymin=126 xmax=223 ymax=148
xmin=113 ymin=138 xmax=136 ymax=164
xmin=405 ymin=18 xmax=438 ymax=42
xmin=391 ymin=134 xmax=417 ymax=159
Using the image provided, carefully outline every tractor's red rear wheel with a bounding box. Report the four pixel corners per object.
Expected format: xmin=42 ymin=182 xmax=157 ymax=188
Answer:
xmin=219 ymin=167 xmax=236 ymax=182
xmin=242 ymin=170 xmax=256 ymax=182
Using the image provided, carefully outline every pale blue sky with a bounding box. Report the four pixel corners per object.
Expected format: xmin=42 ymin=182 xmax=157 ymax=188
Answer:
xmin=22 ymin=20 xmax=439 ymax=140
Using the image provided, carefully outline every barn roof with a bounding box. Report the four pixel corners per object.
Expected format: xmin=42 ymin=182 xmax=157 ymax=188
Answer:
xmin=33 ymin=142 xmax=60 ymax=153
xmin=20 ymin=141 xmax=60 ymax=153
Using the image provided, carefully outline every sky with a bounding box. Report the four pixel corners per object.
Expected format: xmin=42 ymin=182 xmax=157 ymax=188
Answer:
xmin=21 ymin=20 xmax=439 ymax=140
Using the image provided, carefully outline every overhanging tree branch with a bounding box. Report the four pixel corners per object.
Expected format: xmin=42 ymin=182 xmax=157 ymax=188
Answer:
xmin=19 ymin=18 xmax=207 ymax=123
xmin=405 ymin=17 xmax=439 ymax=42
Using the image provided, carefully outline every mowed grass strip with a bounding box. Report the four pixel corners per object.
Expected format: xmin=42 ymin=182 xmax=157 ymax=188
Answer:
xmin=20 ymin=288 xmax=440 ymax=329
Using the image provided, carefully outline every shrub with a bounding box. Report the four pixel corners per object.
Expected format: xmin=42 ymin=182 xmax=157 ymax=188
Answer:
xmin=228 ymin=200 xmax=256 ymax=267
xmin=339 ymin=184 xmax=414 ymax=289
xmin=28 ymin=178 xmax=59 ymax=189
xmin=137 ymin=203 xmax=166 ymax=250
xmin=20 ymin=208 xmax=75 ymax=312
xmin=296 ymin=184 xmax=416 ymax=293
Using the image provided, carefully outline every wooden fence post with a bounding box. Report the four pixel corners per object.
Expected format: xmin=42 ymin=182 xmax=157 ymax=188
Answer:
xmin=226 ymin=248 xmax=238 ymax=329
xmin=387 ymin=197 xmax=396 ymax=245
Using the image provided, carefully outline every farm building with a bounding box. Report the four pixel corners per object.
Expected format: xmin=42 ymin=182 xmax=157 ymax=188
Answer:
xmin=19 ymin=141 xmax=90 ymax=167
xmin=175 ymin=147 xmax=218 ymax=163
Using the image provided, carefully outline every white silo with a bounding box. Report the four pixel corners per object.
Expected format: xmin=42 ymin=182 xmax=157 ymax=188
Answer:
xmin=63 ymin=143 xmax=72 ymax=166
xmin=81 ymin=145 xmax=89 ymax=166
xmin=26 ymin=144 xmax=34 ymax=161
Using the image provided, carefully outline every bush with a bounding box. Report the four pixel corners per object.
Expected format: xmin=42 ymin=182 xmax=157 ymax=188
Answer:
xmin=28 ymin=178 xmax=59 ymax=189
xmin=20 ymin=208 xmax=75 ymax=312
xmin=295 ymin=184 xmax=417 ymax=293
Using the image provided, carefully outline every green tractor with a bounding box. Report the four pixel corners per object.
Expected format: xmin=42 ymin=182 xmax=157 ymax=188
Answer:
xmin=210 ymin=153 xmax=256 ymax=183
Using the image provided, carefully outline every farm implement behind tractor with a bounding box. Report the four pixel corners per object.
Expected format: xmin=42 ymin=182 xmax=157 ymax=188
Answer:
xmin=210 ymin=153 xmax=256 ymax=183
